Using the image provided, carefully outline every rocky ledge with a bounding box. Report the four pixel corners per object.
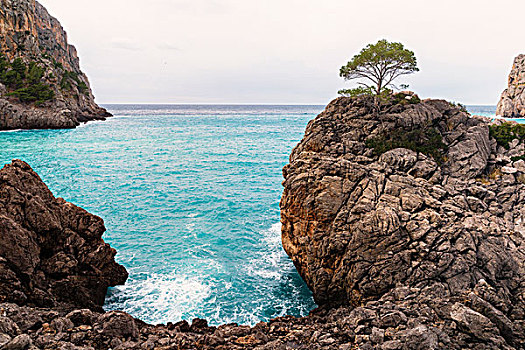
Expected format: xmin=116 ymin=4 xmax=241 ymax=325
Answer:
xmin=497 ymin=54 xmax=525 ymax=117
xmin=1 ymin=95 xmax=525 ymax=349
xmin=0 ymin=0 xmax=110 ymax=130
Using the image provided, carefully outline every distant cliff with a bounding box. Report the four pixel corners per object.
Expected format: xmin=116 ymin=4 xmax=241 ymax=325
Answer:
xmin=497 ymin=54 xmax=525 ymax=117
xmin=0 ymin=0 xmax=110 ymax=130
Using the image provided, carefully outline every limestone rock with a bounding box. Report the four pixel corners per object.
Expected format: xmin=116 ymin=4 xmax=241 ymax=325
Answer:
xmin=0 ymin=160 xmax=128 ymax=311
xmin=0 ymin=0 xmax=111 ymax=130
xmin=497 ymin=54 xmax=525 ymax=117
xmin=281 ymin=95 xmax=525 ymax=348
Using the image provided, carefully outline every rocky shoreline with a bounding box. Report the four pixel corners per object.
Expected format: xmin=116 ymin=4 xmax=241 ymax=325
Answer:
xmin=1 ymin=93 xmax=525 ymax=349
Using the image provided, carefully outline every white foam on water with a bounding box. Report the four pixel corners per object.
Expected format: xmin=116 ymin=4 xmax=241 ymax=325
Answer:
xmin=105 ymin=270 xmax=212 ymax=325
xmin=246 ymin=222 xmax=289 ymax=280
xmin=0 ymin=129 xmax=21 ymax=133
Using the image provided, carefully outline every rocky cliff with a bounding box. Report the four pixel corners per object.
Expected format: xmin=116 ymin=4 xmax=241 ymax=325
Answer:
xmin=497 ymin=54 xmax=525 ymax=117
xmin=281 ymin=95 xmax=525 ymax=348
xmin=0 ymin=160 xmax=128 ymax=311
xmin=0 ymin=0 xmax=110 ymax=130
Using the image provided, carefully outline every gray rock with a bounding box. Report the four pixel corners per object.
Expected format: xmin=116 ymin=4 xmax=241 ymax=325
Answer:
xmin=497 ymin=55 xmax=525 ymax=117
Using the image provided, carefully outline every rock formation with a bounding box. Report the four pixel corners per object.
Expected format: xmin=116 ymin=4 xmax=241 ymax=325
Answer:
xmin=0 ymin=0 xmax=110 ymax=130
xmin=281 ymin=95 xmax=525 ymax=348
xmin=0 ymin=160 xmax=127 ymax=311
xmin=497 ymin=54 xmax=525 ymax=117
xmin=2 ymin=96 xmax=525 ymax=349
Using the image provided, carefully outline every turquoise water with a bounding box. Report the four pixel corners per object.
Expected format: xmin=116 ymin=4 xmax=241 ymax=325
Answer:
xmin=0 ymin=104 xmax=513 ymax=326
xmin=0 ymin=105 xmax=322 ymax=326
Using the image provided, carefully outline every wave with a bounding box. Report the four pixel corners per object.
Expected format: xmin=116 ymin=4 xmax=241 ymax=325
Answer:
xmin=104 ymin=271 xmax=212 ymax=324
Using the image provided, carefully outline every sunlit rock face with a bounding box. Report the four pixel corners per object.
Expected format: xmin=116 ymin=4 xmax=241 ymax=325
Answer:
xmin=497 ymin=54 xmax=525 ymax=118
xmin=0 ymin=0 xmax=110 ymax=130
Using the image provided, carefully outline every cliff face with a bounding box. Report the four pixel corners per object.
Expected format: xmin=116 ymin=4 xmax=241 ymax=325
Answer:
xmin=0 ymin=160 xmax=128 ymax=311
xmin=281 ymin=96 xmax=525 ymax=348
xmin=0 ymin=0 xmax=110 ymax=130
xmin=497 ymin=54 xmax=525 ymax=117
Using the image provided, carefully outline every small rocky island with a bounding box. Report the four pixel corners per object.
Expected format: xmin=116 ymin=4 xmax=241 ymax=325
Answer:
xmin=497 ymin=54 xmax=525 ymax=118
xmin=1 ymin=93 xmax=525 ymax=349
xmin=0 ymin=0 xmax=110 ymax=130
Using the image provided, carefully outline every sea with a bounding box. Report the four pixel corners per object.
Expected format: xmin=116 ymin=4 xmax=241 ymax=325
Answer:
xmin=0 ymin=104 xmax=514 ymax=326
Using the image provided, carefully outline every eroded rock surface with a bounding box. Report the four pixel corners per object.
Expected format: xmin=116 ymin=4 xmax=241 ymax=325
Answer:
xmin=0 ymin=0 xmax=110 ymax=130
xmin=0 ymin=160 xmax=127 ymax=311
xmin=497 ymin=54 xmax=525 ymax=117
xmin=281 ymin=96 xmax=525 ymax=348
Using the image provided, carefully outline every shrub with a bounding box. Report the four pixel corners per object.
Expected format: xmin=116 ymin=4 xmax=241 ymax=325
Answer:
xmin=393 ymin=92 xmax=421 ymax=105
xmin=489 ymin=122 xmax=525 ymax=149
xmin=366 ymin=126 xmax=448 ymax=164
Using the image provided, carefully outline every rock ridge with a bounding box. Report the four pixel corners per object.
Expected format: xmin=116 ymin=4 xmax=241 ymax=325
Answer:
xmin=0 ymin=0 xmax=110 ymax=130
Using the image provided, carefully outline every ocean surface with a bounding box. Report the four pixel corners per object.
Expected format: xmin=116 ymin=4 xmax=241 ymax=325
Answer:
xmin=0 ymin=104 xmax=510 ymax=326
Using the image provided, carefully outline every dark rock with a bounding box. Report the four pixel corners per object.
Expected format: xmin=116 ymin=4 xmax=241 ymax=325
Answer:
xmin=2 ymin=334 xmax=31 ymax=350
xmin=96 ymin=311 xmax=138 ymax=340
xmin=0 ymin=160 xmax=127 ymax=311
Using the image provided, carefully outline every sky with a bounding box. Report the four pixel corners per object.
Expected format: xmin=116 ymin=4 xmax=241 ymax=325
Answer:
xmin=38 ymin=0 xmax=524 ymax=105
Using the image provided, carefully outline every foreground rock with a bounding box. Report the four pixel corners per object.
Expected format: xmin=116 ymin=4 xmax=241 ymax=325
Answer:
xmin=497 ymin=54 xmax=525 ymax=117
xmin=0 ymin=160 xmax=127 ymax=311
xmin=0 ymin=0 xmax=110 ymax=130
xmin=281 ymin=95 xmax=525 ymax=348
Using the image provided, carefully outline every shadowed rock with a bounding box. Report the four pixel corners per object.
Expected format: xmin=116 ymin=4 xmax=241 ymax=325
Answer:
xmin=0 ymin=160 xmax=127 ymax=311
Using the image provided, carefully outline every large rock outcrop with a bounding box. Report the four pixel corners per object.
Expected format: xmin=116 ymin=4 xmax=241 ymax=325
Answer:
xmin=0 ymin=0 xmax=110 ymax=130
xmin=497 ymin=54 xmax=525 ymax=117
xmin=281 ymin=95 xmax=525 ymax=348
xmin=0 ymin=160 xmax=127 ymax=311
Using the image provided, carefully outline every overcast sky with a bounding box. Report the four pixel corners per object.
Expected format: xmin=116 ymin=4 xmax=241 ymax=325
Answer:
xmin=38 ymin=0 xmax=524 ymax=105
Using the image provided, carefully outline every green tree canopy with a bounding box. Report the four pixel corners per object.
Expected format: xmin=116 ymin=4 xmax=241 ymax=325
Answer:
xmin=339 ymin=39 xmax=419 ymax=96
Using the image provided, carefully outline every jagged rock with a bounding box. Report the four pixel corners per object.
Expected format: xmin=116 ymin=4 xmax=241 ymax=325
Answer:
xmin=0 ymin=0 xmax=111 ymax=130
xmin=0 ymin=160 xmax=127 ymax=311
xmin=281 ymin=96 xmax=525 ymax=348
xmin=497 ymin=55 xmax=525 ymax=117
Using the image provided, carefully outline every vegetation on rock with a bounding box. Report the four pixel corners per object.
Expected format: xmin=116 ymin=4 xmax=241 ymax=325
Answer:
xmin=339 ymin=39 xmax=419 ymax=96
xmin=0 ymin=54 xmax=55 ymax=105
xmin=489 ymin=122 xmax=525 ymax=149
xmin=366 ymin=126 xmax=447 ymax=164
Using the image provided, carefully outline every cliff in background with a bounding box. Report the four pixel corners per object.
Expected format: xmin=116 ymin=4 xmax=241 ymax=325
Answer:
xmin=0 ymin=0 xmax=110 ymax=130
xmin=497 ymin=54 xmax=525 ymax=117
